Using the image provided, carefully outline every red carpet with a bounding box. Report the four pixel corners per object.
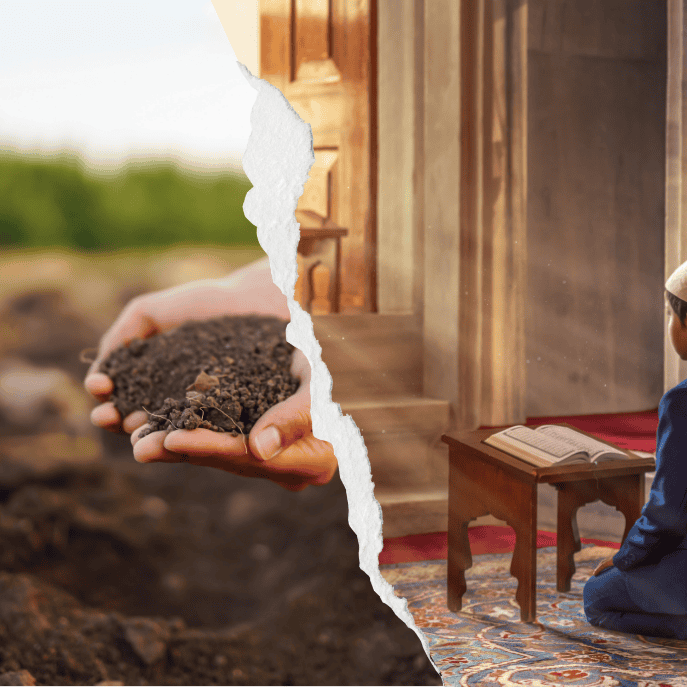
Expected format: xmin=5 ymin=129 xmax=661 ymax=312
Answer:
xmin=380 ymin=410 xmax=656 ymax=565
xmin=379 ymin=527 xmax=620 ymax=565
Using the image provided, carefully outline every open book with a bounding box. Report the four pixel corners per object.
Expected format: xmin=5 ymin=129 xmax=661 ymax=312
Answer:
xmin=483 ymin=424 xmax=630 ymax=468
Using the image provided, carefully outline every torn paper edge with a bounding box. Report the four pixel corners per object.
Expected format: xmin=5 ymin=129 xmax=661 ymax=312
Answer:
xmin=238 ymin=64 xmax=437 ymax=670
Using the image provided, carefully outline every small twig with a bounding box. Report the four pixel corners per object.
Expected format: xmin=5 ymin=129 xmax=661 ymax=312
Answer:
xmin=141 ymin=405 xmax=178 ymax=430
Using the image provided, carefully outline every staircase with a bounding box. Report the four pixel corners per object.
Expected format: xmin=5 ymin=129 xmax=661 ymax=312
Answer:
xmin=313 ymin=314 xmax=653 ymax=543
xmin=313 ymin=314 xmax=451 ymax=538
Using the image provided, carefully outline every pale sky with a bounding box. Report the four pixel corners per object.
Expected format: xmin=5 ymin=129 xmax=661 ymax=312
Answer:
xmin=0 ymin=0 xmax=258 ymax=168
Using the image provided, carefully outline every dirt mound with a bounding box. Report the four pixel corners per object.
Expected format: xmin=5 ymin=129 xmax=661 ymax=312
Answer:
xmin=0 ymin=447 xmax=440 ymax=685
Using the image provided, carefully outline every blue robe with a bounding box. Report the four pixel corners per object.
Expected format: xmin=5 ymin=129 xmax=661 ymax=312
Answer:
xmin=583 ymin=380 xmax=687 ymax=636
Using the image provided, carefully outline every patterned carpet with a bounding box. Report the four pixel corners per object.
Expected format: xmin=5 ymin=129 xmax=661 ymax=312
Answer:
xmin=380 ymin=544 xmax=687 ymax=687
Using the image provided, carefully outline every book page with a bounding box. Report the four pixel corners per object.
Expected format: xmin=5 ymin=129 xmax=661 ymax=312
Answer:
xmin=496 ymin=426 xmax=583 ymax=460
xmin=536 ymin=425 xmax=626 ymax=460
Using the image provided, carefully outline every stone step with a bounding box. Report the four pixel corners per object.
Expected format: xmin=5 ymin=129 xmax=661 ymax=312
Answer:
xmin=337 ymin=396 xmax=451 ymax=516
xmin=374 ymin=487 xmax=449 ymax=539
xmin=313 ymin=314 xmax=422 ymax=399
xmin=338 ymin=396 xmax=450 ymax=437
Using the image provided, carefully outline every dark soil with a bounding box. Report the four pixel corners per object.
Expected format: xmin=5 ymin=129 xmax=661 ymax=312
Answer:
xmin=0 ymin=291 xmax=442 ymax=686
xmin=0 ymin=455 xmax=441 ymax=685
xmin=99 ymin=316 xmax=299 ymax=437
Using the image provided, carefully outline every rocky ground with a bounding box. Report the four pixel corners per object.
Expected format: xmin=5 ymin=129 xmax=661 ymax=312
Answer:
xmin=0 ymin=251 xmax=442 ymax=686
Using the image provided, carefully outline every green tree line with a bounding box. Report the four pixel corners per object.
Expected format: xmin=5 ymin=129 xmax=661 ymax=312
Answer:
xmin=0 ymin=152 xmax=259 ymax=250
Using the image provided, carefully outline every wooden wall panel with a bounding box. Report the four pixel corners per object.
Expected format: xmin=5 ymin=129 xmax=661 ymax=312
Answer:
xmin=423 ymin=0 xmax=528 ymax=430
xmin=376 ymin=0 xmax=421 ymax=314
xmin=526 ymin=0 xmax=667 ymax=416
xmin=423 ymin=0 xmax=462 ymax=427
xmin=665 ymin=0 xmax=687 ymax=390
xmin=528 ymin=0 xmax=666 ymax=61
xmin=259 ymin=0 xmax=375 ymax=313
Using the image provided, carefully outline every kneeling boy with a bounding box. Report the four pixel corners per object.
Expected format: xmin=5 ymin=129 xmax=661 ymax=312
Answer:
xmin=583 ymin=260 xmax=687 ymax=639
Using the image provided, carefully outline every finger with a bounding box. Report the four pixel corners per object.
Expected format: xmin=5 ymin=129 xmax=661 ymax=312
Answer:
xmin=250 ymin=384 xmax=312 ymax=461
xmin=133 ymin=430 xmax=181 ymax=463
xmin=90 ymin=402 xmax=122 ymax=432
xmin=131 ymin=424 xmax=150 ymax=446
xmin=163 ymin=429 xmax=274 ymax=479
xmin=164 ymin=429 xmax=336 ymax=486
xmin=163 ymin=428 xmax=250 ymax=459
xmin=123 ymin=410 xmax=149 ymax=434
xmin=265 ymin=434 xmax=338 ymax=485
xmin=84 ymin=372 xmax=113 ymax=401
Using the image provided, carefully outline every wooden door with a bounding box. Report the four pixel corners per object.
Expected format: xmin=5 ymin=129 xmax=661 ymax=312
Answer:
xmin=259 ymin=0 xmax=376 ymax=313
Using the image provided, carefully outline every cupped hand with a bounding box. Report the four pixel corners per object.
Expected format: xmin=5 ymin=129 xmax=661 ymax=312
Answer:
xmin=84 ymin=292 xmax=171 ymax=435
xmin=592 ymin=556 xmax=615 ymax=577
xmin=84 ymin=258 xmax=290 ymax=436
xmin=130 ymin=349 xmax=338 ymax=491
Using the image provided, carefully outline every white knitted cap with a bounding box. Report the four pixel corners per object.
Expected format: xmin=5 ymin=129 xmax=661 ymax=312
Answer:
xmin=666 ymin=260 xmax=687 ymax=300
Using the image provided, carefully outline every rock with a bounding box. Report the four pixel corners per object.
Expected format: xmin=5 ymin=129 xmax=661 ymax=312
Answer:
xmin=0 ymin=670 xmax=37 ymax=686
xmin=0 ymin=288 xmax=100 ymax=380
xmin=0 ymin=357 xmax=97 ymax=438
xmin=0 ymin=573 xmax=53 ymax=634
xmin=0 ymin=432 xmax=102 ymax=490
xmin=140 ymin=496 xmax=169 ymax=520
xmin=213 ymin=654 xmax=228 ymax=668
xmin=123 ymin=618 xmax=169 ymax=665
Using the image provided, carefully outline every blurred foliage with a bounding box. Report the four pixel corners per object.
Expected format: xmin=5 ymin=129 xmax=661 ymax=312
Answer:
xmin=0 ymin=151 xmax=259 ymax=250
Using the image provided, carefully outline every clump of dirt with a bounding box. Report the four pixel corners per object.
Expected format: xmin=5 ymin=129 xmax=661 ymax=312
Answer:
xmin=98 ymin=316 xmax=299 ymax=437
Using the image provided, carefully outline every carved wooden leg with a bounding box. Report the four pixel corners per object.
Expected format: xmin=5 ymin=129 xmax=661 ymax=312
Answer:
xmin=556 ymin=482 xmax=587 ymax=592
xmin=597 ymin=474 xmax=645 ymax=543
xmin=509 ymin=482 xmax=538 ymax=622
xmin=447 ymin=456 xmax=487 ymax=614
xmin=447 ymin=519 xmax=472 ymax=612
xmin=447 ymin=450 xmax=540 ymax=621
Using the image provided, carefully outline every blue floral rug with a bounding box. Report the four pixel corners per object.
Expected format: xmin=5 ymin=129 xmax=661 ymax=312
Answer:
xmin=380 ymin=544 xmax=687 ymax=686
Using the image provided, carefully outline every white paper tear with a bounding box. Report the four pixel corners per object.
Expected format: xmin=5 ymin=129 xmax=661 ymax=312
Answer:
xmin=238 ymin=63 xmax=435 ymax=667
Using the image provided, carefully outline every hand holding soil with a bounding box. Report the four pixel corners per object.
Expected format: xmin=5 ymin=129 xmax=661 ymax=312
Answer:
xmin=84 ymin=257 xmax=289 ymax=435
xmin=130 ymin=347 xmax=336 ymax=491
xmin=84 ymin=261 xmax=337 ymax=491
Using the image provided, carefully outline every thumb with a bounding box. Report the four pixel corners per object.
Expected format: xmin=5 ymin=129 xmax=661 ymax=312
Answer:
xmin=250 ymin=385 xmax=312 ymax=462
